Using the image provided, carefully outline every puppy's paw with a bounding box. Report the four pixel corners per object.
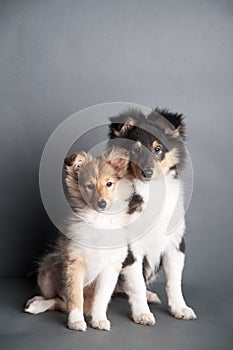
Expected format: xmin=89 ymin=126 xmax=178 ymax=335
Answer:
xmin=68 ymin=308 xmax=87 ymax=331
xmin=25 ymin=296 xmax=44 ymax=312
xmin=171 ymin=306 xmax=197 ymax=320
xmin=146 ymin=290 xmax=161 ymax=304
xmin=24 ymin=296 xmax=54 ymax=314
xmin=68 ymin=320 xmax=87 ymax=331
xmin=132 ymin=312 xmax=156 ymax=326
xmin=90 ymin=319 xmax=111 ymax=331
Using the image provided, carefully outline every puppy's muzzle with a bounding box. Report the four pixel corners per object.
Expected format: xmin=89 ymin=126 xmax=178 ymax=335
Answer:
xmin=97 ymin=199 xmax=107 ymax=209
xmin=142 ymin=168 xmax=153 ymax=179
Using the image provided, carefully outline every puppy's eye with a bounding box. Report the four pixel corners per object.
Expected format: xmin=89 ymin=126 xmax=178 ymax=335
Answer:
xmin=106 ymin=182 xmax=112 ymax=187
xmin=133 ymin=146 xmax=141 ymax=154
xmin=154 ymin=145 xmax=163 ymax=154
xmin=87 ymin=183 xmax=94 ymax=190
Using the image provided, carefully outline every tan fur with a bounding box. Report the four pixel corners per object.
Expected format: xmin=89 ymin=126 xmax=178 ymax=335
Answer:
xmin=48 ymin=297 xmax=67 ymax=312
xmin=65 ymin=148 xmax=129 ymax=211
xmin=152 ymin=140 xmax=159 ymax=148
xmin=135 ymin=141 xmax=142 ymax=147
xmin=36 ymin=235 xmax=87 ymax=314
xmin=65 ymin=257 xmax=86 ymax=313
xmin=38 ymin=270 xmax=56 ymax=299
xmin=131 ymin=161 xmax=144 ymax=180
xmin=83 ymin=284 xmax=96 ymax=316
xmin=160 ymin=148 xmax=178 ymax=174
xmin=65 ymin=151 xmax=87 ymax=175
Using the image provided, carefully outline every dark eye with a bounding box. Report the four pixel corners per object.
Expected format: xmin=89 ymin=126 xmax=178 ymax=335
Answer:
xmin=106 ymin=182 xmax=112 ymax=187
xmin=133 ymin=146 xmax=141 ymax=154
xmin=154 ymin=145 xmax=162 ymax=154
xmin=87 ymin=183 xmax=94 ymax=190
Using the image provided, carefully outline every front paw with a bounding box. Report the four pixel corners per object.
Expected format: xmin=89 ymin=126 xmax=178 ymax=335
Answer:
xmin=170 ymin=306 xmax=197 ymax=320
xmin=90 ymin=319 xmax=111 ymax=331
xmin=68 ymin=320 xmax=87 ymax=331
xmin=132 ymin=312 xmax=156 ymax=326
xmin=68 ymin=308 xmax=87 ymax=331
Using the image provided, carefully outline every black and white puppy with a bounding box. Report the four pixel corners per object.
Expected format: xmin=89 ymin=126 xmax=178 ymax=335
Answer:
xmin=109 ymin=107 xmax=196 ymax=325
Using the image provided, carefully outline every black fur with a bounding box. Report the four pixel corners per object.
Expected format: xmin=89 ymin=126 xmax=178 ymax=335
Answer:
xmin=122 ymin=246 xmax=136 ymax=268
xmin=109 ymin=107 xmax=187 ymax=175
xmin=179 ymin=237 xmax=186 ymax=254
xmin=109 ymin=109 xmax=146 ymax=139
xmin=127 ymin=193 xmax=144 ymax=214
xmin=142 ymin=255 xmax=151 ymax=281
xmin=142 ymin=255 xmax=163 ymax=283
xmin=169 ymin=165 xmax=178 ymax=179
xmin=148 ymin=107 xmax=186 ymax=140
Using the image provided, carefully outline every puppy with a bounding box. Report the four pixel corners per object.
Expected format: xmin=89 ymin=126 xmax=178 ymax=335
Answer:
xmin=109 ymin=107 xmax=196 ymax=324
xmin=25 ymin=147 xmax=134 ymax=331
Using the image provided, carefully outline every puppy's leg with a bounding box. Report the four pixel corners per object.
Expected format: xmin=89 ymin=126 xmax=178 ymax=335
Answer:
xmin=90 ymin=264 xmax=122 ymax=331
xmin=25 ymin=269 xmax=67 ymax=314
xmin=84 ymin=285 xmax=95 ymax=316
xmin=122 ymin=261 xmax=155 ymax=326
xmin=66 ymin=258 xmax=87 ymax=331
xmin=38 ymin=268 xmax=56 ymax=298
xmin=146 ymin=290 xmax=161 ymax=304
xmin=25 ymin=296 xmax=66 ymax=314
xmin=145 ymin=272 xmax=161 ymax=304
xmin=163 ymin=244 xmax=196 ymax=320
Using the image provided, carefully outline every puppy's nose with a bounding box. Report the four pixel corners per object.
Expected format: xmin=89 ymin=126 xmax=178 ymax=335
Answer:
xmin=97 ymin=200 xmax=107 ymax=209
xmin=142 ymin=168 xmax=153 ymax=179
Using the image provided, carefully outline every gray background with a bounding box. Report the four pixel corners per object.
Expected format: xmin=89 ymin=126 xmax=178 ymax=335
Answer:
xmin=0 ymin=1 xmax=232 ymax=349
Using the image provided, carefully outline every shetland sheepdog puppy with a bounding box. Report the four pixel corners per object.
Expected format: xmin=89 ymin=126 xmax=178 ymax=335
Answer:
xmin=25 ymin=147 xmax=135 ymax=331
xmin=109 ymin=108 xmax=196 ymax=325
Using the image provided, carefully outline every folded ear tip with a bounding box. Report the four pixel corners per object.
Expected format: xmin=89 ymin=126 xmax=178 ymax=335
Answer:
xmin=64 ymin=152 xmax=87 ymax=172
xmin=148 ymin=107 xmax=186 ymax=138
xmin=111 ymin=157 xmax=128 ymax=169
xmin=64 ymin=153 xmax=76 ymax=166
xmin=109 ymin=108 xmax=146 ymax=137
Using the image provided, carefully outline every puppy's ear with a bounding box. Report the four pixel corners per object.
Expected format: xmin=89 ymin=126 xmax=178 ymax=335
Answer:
xmin=147 ymin=107 xmax=186 ymax=139
xmin=107 ymin=147 xmax=129 ymax=177
xmin=109 ymin=109 xmax=145 ymax=138
xmin=110 ymin=157 xmax=128 ymax=169
xmin=64 ymin=152 xmax=87 ymax=176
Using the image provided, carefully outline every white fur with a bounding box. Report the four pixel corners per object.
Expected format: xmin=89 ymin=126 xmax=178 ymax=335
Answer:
xmin=124 ymin=174 xmax=196 ymax=322
xmin=163 ymin=246 xmax=196 ymax=319
xmin=69 ymin=241 xmax=127 ymax=330
xmin=24 ymin=296 xmax=55 ymax=314
xmin=63 ymin=239 xmax=127 ymax=331
xmin=90 ymin=263 xmax=123 ymax=330
xmin=68 ymin=308 xmax=87 ymax=331
xmin=122 ymin=259 xmax=156 ymax=325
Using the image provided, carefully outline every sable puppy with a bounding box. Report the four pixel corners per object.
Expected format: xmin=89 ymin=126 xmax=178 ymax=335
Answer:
xmin=109 ymin=108 xmax=196 ymax=324
xmin=25 ymin=147 xmax=134 ymax=331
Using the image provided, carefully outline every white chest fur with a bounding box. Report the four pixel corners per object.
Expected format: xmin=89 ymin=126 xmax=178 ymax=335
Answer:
xmin=130 ymin=175 xmax=185 ymax=268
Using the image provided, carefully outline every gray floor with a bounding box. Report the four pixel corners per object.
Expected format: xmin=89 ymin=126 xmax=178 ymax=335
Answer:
xmin=0 ymin=279 xmax=232 ymax=350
